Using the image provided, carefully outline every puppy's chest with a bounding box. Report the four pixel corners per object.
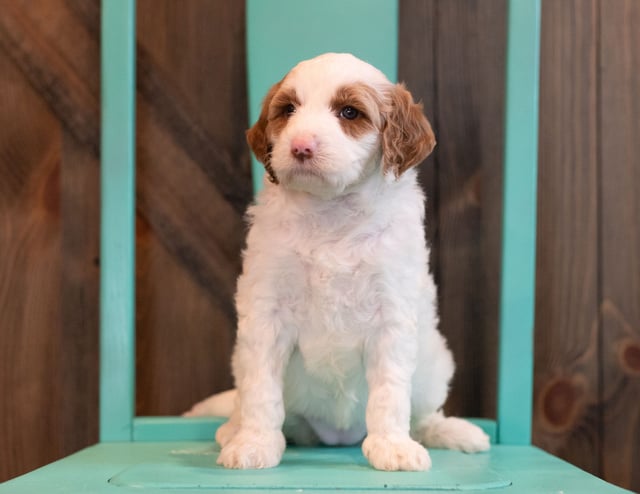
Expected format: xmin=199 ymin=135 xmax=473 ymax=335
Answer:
xmin=285 ymin=243 xmax=376 ymax=378
xmin=288 ymin=233 xmax=383 ymax=339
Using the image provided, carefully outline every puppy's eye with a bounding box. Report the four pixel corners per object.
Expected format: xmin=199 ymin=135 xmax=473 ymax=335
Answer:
xmin=340 ymin=106 xmax=359 ymax=120
xmin=285 ymin=103 xmax=296 ymax=116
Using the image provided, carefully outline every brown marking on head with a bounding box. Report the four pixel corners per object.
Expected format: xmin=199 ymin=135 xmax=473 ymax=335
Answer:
xmin=247 ymin=83 xmax=303 ymax=184
xmin=246 ymin=81 xmax=281 ymax=164
xmin=329 ymin=83 xmax=382 ymax=138
xmin=267 ymin=86 xmax=301 ymax=137
xmin=381 ymin=83 xmax=436 ymax=176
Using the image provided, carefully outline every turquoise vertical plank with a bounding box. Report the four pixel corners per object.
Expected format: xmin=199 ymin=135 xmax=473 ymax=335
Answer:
xmin=497 ymin=0 xmax=541 ymax=445
xmin=246 ymin=0 xmax=398 ymax=193
xmin=100 ymin=0 xmax=137 ymax=442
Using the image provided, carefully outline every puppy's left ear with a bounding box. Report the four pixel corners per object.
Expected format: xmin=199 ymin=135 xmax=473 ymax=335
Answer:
xmin=382 ymin=83 xmax=436 ymax=176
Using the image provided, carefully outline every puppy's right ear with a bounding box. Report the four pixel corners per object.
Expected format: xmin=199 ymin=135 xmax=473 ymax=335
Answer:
xmin=246 ymin=81 xmax=282 ymax=184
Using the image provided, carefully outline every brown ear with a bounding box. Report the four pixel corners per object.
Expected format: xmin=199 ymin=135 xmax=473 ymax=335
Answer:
xmin=246 ymin=81 xmax=282 ymax=183
xmin=382 ymin=83 xmax=436 ymax=176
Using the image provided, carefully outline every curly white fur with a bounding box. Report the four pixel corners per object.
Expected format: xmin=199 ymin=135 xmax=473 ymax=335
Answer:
xmin=185 ymin=53 xmax=489 ymax=471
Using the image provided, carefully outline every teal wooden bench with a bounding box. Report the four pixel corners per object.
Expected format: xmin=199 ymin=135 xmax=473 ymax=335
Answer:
xmin=0 ymin=0 xmax=631 ymax=492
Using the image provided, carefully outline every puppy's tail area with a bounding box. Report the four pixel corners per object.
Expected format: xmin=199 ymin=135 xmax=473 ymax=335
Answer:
xmin=182 ymin=389 xmax=237 ymax=418
xmin=414 ymin=410 xmax=491 ymax=453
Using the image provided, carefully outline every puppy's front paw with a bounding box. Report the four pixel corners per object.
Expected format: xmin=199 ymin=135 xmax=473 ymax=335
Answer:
xmin=217 ymin=429 xmax=285 ymax=469
xmin=362 ymin=434 xmax=431 ymax=471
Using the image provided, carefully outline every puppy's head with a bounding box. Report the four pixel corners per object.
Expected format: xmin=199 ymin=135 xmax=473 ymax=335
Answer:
xmin=247 ymin=53 xmax=435 ymax=197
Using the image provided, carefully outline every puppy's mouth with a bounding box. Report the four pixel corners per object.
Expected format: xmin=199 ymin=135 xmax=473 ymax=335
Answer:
xmin=282 ymin=159 xmax=326 ymax=181
xmin=265 ymin=151 xmax=325 ymax=185
xmin=290 ymin=163 xmax=322 ymax=178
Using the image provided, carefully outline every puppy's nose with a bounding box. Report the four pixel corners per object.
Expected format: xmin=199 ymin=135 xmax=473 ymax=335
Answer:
xmin=290 ymin=135 xmax=317 ymax=161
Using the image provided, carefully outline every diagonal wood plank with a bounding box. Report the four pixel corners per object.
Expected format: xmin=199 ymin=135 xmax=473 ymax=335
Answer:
xmin=65 ymin=0 xmax=253 ymax=213
xmin=0 ymin=0 xmax=99 ymax=153
xmin=136 ymin=46 xmax=251 ymax=214
xmin=134 ymin=0 xmax=252 ymax=413
xmin=0 ymin=0 xmax=248 ymax=320
xmin=0 ymin=0 xmax=250 ymax=420
xmin=0 ymin=44 xmax=72 ymax=480
xmin=136 ymin=96 xmax=243 ymax=321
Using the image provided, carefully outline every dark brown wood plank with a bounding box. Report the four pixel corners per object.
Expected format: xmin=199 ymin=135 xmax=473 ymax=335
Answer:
xmin=135 ymin=0 xmax=250 ymax=415
xmin=0 ymin=44 xmax=66 ymax=481
xmin=532 ymin=0 xmax=601 ymax=477
xmin=58 ymin=131 xmax=100 ymax=453
xmin=0 ymin=0 xmax=100 ymax=153
xmin=0 ymin=0 xmax=249 ymax=479
xmin=398 ymin=0 xmax=438 ymax=266
xmin=600 ymin=0 xmax=640 ymax=490
xmin=135 ymin=99 xmax=241 ymax=414
xmin=0 ymin=0 xmax=101 ymax=481
xmin=0 ymin=0 xmax=250 ymax=420
xmin=135 ymin=212 xmax=235 ymax=415
xmin=135 ymin=101 xmax=244 ymax=318
xmin=430 ymin=0 xmax=506 ymax=419
xmin=0 ymin=0 xmax=248 ymax=332
xmin=137 ymin=0 xmax=252 ymax=213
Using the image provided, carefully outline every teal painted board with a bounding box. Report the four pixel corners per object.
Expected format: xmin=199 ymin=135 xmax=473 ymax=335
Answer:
xmin=131 ymin=417 xmax=498 ymax=444
xmin=110 ymin=446 xmax=509 ymax=491
xmin=1 ymin=443 xmax=632 ymax=493
xmin=133 ymin=417 xmax=226 ymax=442
xmin=497 ymin=0 xmax=541 ymax=445
xmin=100 ymin=0 xmax=137 ymax=442
xmin=246 ymin=0 xmax=398 ymax=192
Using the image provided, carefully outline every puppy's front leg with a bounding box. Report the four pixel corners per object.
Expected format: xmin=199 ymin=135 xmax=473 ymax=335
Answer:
xmin=217 ymin=314 xmax=292 ymax=469
xmin=362 ymin=323 xmax=431 ymax=471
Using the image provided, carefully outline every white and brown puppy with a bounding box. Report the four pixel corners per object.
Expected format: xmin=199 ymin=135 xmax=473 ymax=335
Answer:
xmin=188 ymin=53 xmax=489 ymax=471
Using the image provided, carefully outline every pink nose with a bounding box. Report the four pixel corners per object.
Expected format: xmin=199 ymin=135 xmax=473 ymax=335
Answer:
xmin=290 ymin=135 xmax=317 ymax=161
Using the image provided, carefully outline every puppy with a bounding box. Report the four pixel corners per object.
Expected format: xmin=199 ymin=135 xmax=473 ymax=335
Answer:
xmin=188 ymin=53 xmax=490 ymax=471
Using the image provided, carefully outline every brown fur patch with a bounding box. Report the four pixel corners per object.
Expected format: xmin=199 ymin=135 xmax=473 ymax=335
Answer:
xmin=267 ymin=86 xmax=300 ymax=138
xmin=381 ymin=84 xmax=436 ymax=176
xmin=246 ymin=83 xmax=301 ymax=166
xmin=246 ymin=81 xmax=282 ymax=166
xmin=330 ymin=83 xmax=382 ymax=138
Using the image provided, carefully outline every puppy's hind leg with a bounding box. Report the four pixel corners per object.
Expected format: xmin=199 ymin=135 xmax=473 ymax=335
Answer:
xmin=410 ymin=330 xmax=489 ymax=453
xmin=413 ymin=411 xmax=490 ymax=453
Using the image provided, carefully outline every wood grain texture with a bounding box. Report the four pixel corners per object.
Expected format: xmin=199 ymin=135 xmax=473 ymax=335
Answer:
xmin=398 ymin=0 xmax=438 ymax=285
xmin=0 ymin=0 xmax=100 ymax=481
xmin=0 ymin=0 xmax=99 ymax=153
xmin=0 ymin=0 xmax=250 ymax=480
xmin=134 ymin=0 xmax=250 ymax=415
xmin=427 ymin=0 xmax=506 ymax=419
xmin=0 ymin=1 xmax=639 ymax=491
xmin=532 ymin=0 xmax=601 ymax=476
xmin=599 ymin=0 xmax=640 ymax=490
xmin=58 ymin=131 xmax=100 ymax=455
